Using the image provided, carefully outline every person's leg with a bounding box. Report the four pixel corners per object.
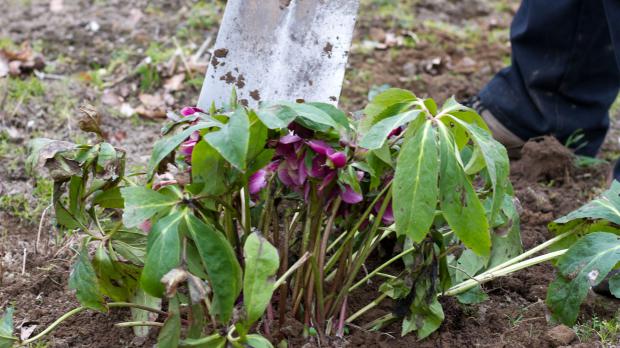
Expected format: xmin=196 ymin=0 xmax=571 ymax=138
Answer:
xmin=479 ymin=0 xmax=620 ymax=157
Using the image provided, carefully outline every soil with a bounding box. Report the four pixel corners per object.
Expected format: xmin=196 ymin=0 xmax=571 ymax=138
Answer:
xmin=1 ymin=0 xmax=619 ymax=347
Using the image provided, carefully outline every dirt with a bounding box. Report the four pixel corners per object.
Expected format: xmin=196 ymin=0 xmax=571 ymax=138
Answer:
xmin=1 ymin=0 xmax=619 ymax=347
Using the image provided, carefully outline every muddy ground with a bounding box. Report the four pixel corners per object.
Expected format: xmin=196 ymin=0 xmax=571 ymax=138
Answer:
xmin=1 ymin=0 xmax=619 ymax=347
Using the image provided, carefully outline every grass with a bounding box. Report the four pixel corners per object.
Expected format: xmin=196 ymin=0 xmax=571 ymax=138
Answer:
xmin=574 ymin=315 xmax=620 ymax=345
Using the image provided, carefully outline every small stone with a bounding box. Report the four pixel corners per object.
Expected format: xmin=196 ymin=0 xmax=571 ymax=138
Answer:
xmin=546 ymin=325 xmax=576 ymax=346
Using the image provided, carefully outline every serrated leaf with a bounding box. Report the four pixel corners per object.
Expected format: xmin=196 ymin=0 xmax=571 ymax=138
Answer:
xmin=69 ymin=246 xmax=107 ymax=312
xmin=204 ymin=108 xmax=249 ymax=170
xmin=140 ymin=211 xmax=184 ymax=297
xmin=184 ymin=214 xmax=242 ymax=323
xmin=120 ymin=187 xmax=179 ymax=228
xmin=360 ymin=110 xmax=421 ymax=150
xmin=157 ymin=296 xmax=181 ymax=348
xmin=243 ymin=232 xmax=279 ymax=326
xmin=147 ymin=122 xmax=218 ymax=179
xmin=393 ymin=121 xmax=439 ymax=242
xmin=437 ymin=123 xmax=490 ymax=258
xmin=0 ymin=307 xmax=16 ymax=348
xmin=546 ymin=232 xmax=620 ymax=325
xmin=246 ymin=334 xmax=274 ymax=348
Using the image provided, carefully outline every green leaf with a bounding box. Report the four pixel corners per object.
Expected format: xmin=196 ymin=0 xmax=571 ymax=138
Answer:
xmin=359 ymin=110 xmax=421 ymax=150
xmin=204 ymin=108 xmax=249 ymax=170
xmin=393 ymin=121 xmax=439 ymax=242
xmin=546 ymin=232 xmax=620 ymax=325
xmin=157 ymin=297 xmax=181 ymax=348
xmin=93 ymin=187 xmax=124 ymax=208
xmin=280 ymin=102 xmax=339 ymax=130
xmin=454 ymin=249 xmax=485 ymax=283
xmin=437 ymin=123 xmax=490 ymax=258
xmin=364 ymin=88 xmax=416 ymax=120
xmin=307 ymin=102 xmax=351 ymax=130
xmin=69 ymin=246 xmax=106 ymax=312
xmin=488 ymin=194 xmax=523 ymax=268
xmin=243 ymin=232 xmax=280 ymax=326
xmin=184 ymin=214 xmax=242 ymax=323
xmin=120 ymin=187 xmax=179 ymax=228
xmin=147 ymin=122 xmax=217 ymax=179
xmin=0 ymin=307 xmax=16 ymax=348
xmin=554 ymin=181 xmax=620 ymax=226
xmin=247 ymin=111 xmax=269 ymax=161
xmin=456 ymin=286 xmax=488 ymax=304
xmin=131 ymin=288 xmax=162 ymax=338
xmin=609 ymin=272 xmax=620 ymax=299
xmin=191 ymin=140 xmax=228 ymax=195
xmin=246 ymin=334 xmax=275 ymax=348
xmin=255 ymin=103 xmax=298 ymax=129
xmin=93 ymin=245 xmax=133 ymax=301
xmin=447 ymin=116 xmax=509 ymax=227
xmin=140 ymin=211 xmax=184 ymax=297
xmin=401 ymin=296 xmax=444 ymax=339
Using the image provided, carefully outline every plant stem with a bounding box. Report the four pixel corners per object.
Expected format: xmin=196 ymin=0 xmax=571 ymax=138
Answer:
xmin=20 ymin=306 xmax=87 ymax=345
xmin=445 ymin=249 xmax=567 ymax=296
xmin=485 ymin=230 xmax=574 ymax=275
xmin=345 ymin=293 xmax=388 ymax=323
xmin=114 ymin=321 xmax=163 ymax=328
xmin=349 ymin=245 xmax=416 ymax=292
xmin=273 ymin=252 xmax=311 ymax=290
xmin=107 ymin=302 xmax=168 ymax=316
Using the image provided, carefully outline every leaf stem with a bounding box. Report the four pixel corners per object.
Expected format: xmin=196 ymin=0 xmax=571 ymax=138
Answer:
xmin=114 ymin=321 xmax=164 ymax=328
xmin=345 ymin=293 xmax=388 ymax=323
xmin=273 ymin=252 xmax=311 ymax=290
xmin=349 ymin=245 xmax=417 ymax=292
xmin=20 ymin=306 xmax=87 ymax=345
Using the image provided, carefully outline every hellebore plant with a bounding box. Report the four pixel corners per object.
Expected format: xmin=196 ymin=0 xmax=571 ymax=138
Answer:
xmin=5 ymin=88 xmax=617 ymax=347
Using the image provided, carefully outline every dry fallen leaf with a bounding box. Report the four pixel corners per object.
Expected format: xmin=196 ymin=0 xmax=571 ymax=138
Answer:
xmin=139 ymin=93 xmax=166 ymax=109
xmin=101 ymin=90 xmax=123 ymax=106
xmin=20 ymin=324 xmax=38 ymax=340
xmin=163 ymin=73 xmax=185 ymax=92
xmin=49 ymin=0 xmax=63 ymax=12
xmin=135 ymin=105 xmax=166 ymax=119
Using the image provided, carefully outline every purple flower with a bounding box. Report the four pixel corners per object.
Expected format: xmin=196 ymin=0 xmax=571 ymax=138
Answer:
xmin=138 ymin=220 xmax=152 ymax=233
xmin=374 ymin=198 xmax=394 ymax=224
xmin=388 ymin=126 xmax=403 ymax=138
xmin=181 ymin=107 xmax=204 ymax=116
xmin=327 ymin=151 xmax=347 ymax=168
xmin=179 ymin=131 xmax=200 ymax=157
xmin=248 ymin=169 xmax=268 ymax=195
xmin=340 ymin=185 xmax=363 ymax=204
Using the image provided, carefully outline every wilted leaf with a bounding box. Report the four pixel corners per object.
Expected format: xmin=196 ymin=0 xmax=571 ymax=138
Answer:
xmin=161 ymin=268 xmax=188 ymax=298
xmin=401 ymin=296 xmax=444 ymax=339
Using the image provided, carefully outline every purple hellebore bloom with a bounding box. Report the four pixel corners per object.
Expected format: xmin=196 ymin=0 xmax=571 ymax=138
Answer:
xmin=327 ymin=151 xmax=347 ymax=168
xmin=179 ymin=131 xmax=200 ymax=156
xmin=307 ymin=140 xmax=347 ymax=169
xmin=388 ymin=126 xmax=403 ymax=138
xmin=248 ymin=169 xmax=268 ymax=195
xmin=340 ymin=185 xmax=363 ymax=204
xmin=153 ymin=172 xmax=177 ymax=191
xmin=181 ymin=106 xmax=204 ymax=116
xmin=374 ymin=198 xmax=394 ymax=224
xmin=138 ymin=219 xmax=152 ymax=233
